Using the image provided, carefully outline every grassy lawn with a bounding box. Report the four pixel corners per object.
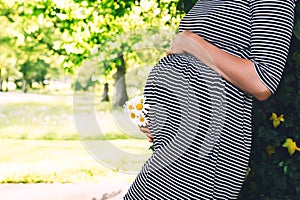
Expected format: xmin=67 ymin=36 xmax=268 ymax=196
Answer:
xmin=0 ymin=92 xmax=151 ymax=183
xmin=0 ymin=92 xmax=136 ymax=140
xmin=0 ymin=139 xmax=150 ymax=183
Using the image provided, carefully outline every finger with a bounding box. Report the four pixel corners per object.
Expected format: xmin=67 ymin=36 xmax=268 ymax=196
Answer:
xmin=139 ymin=124 xmax=149 ymax=128
xmin=140 ymin=127 xmax=150 ymax=135
xmin=166 ymin=51 xmax=175 ymax=55
xmin=145 ymin=132 xmax=152 ymax=139
xmin=139 ymin=127 xmax=150 ymax=135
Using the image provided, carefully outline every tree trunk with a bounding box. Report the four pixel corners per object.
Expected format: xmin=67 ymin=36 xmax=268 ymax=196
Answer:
xmin=0 ymin=69 xmax=2 ymax=92
xmin=101 ymin=82 xmax=109 ymax=102
xmin=0 ymin=79 xmax=2 ymax=92
xmin=113 ymin=54 xmax=128 ymax=107
xmin=5 ymin=77 xmax=8 ymax=92
xmin=29 ymin=81 xmax=33 ymax=89
xmin=22 ymin=79 xmax=27 ymax=93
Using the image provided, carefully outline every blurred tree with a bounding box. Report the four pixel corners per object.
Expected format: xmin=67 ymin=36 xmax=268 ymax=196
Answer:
xmin=38 ymin=0 xmax=181 ymax=105
xmin=0 ymin=15 xmax=19 ymax=92
xmin=0 ymin=0 xmax=63 ymax=92
xmin=0 ymin=0 xmax=181 ymax=104
xmin=101 ymin=83 xmax=109 ymax=102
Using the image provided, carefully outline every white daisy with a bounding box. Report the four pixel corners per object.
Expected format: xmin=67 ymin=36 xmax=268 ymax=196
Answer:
xmin=124 ymin=95 xmax=150 ymax=126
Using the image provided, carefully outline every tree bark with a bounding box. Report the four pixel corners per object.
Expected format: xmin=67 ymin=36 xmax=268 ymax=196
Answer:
xmin=22 ymin=79 xmax=27 ymax=93
xmin=5 ymin=77 xmax=8 ymax=92
xmin=113 ymin=54 xmax=128 ymax=107
xmin=101 ymin=82 xmax=109 ymax=102
xmin=0 ymin=68 xmax=2 ymax=92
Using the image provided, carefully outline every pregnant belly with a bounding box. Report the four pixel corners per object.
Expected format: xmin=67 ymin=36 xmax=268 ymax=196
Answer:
xmin=143 ymin=54 xmax=226 ymax=153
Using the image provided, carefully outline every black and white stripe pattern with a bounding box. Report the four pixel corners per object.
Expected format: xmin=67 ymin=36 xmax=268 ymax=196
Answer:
xmin=124 ymin=0 xmax=295 ymax=199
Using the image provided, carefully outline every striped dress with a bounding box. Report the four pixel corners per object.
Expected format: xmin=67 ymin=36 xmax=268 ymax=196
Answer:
xmin=124 ymin=0 xmax=296 ymax=199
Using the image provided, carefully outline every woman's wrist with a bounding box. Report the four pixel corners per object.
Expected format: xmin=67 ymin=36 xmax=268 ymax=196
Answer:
xmin=180 ymin=31 xmax=208 ymax=56
xmin=180 ymin=31 xmax=218 ymax=71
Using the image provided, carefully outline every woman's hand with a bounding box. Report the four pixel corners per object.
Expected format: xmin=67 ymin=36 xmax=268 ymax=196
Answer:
xmin=167 ymin=30 xmax=199 ymax=54
xmin=166 ymin=31 xmax=189 ymax=55
xmin=139 ymin=125 xmax=153 ymax=142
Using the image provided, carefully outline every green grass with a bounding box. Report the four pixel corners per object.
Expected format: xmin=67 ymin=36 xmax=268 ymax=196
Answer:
xmin=0 ymin=139 xmax=151 ymax=183
xmin=0 ymin=92 xmax=151 ymax=183
xmin=0 ymin=92 xmax=134 ymax=140
xmin=0 ymin=102 xmax=76 ymax=140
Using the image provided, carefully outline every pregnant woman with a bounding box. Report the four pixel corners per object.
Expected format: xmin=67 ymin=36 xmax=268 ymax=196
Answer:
xmin=124 ymin=0 xmax=297 ymax=199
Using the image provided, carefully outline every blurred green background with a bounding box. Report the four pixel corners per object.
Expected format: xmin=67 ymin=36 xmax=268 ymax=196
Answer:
xmin=0 ymin=0 xmax=184 ymax=184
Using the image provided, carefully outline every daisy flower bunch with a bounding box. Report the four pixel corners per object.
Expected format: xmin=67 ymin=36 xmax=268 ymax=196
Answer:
xmin=124 ymin=95 xmax=153 ymax=151
xmin=124 ymin=95 xmax=150 ymax=127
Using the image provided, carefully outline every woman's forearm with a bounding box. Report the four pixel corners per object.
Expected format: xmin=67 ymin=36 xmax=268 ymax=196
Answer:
xmin=180 ymin=31 xmax=271 ymax=101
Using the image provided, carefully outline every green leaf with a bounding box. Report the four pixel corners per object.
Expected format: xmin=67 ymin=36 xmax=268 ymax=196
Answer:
xmin=177 ymin=0 xmax=197 ymax=13
xmin=294 ymin=21 xmax=300 ymax=40
xmin=32 ymin=7 xmax=45 ymax=16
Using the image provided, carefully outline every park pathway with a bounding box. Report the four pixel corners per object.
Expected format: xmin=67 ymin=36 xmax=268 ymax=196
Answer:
xmin=0 ymin=183 xmax=131 ymax=200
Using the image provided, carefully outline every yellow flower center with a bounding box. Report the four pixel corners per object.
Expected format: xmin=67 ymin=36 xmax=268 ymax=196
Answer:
xmin=136 ymin=103 xmax=143 ymax=110
xmin=139 ymin=116 xmax=145 ymax=122
xmin=130 ymin=113 xmax=136 ymax=119
xmin=128 ymin=104 xmax=133 ymax=110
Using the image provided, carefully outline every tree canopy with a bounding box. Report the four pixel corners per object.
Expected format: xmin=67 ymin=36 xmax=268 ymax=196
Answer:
xmin=0 ymin=0 xmax=182 ymax=99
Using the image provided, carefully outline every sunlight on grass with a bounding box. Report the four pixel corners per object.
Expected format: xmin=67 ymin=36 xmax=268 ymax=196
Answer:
xmin=0 ymin=92 xmax=151 ymax=183
xmin=0 ymin=93 xmax=76 ymax=140
xmin=0 ymin=139 xmax=150 ymax=183
xmin=0 ymin=92 xmax=137 ymax=140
